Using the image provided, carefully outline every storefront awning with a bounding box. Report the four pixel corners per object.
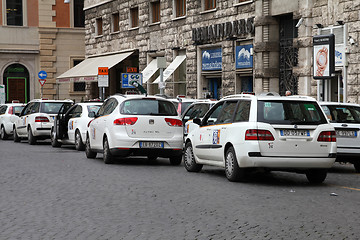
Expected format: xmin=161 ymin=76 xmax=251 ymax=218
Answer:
xmin=153 ymin=55 xmax=186 ymax=84
xmin=142 ymin=59 xmax=159 ymax=84
xmin=57 ymin=51 xmax=134 ymax=82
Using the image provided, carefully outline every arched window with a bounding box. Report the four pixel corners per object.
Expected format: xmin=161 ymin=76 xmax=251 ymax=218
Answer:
xmin=6 ymin=0 xmax=23 ymax=26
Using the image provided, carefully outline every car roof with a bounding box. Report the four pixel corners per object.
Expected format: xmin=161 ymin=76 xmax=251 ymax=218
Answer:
xmin=319 ymin=101 xmax=360 ymax=107
xmin=29 ymin=99 xmax=74 ymax=103
xmin=1 ymin=103 xmax=26 ymax=106
xmin=221 ymin=94 xmax=316 ymax=102
xmin=77 ymin=102 xmax=103 ymax=106
xmin=107 ymin=94 xmax=171 ymax=101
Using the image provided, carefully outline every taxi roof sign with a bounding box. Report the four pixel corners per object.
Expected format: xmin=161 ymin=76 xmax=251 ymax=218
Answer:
xmin=98 ymin=67 xmax=109 ymax=75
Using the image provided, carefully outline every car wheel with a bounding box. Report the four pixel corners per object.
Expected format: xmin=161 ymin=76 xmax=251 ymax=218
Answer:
xmin=13 ymin=127 xmax=21 ymax=142
xmin=225 ymin=146 xmax=246 ymax=182
xmin=0 ymin=125 xmax=8 ymax=140
xmin=103 ymin=137 xmax=113 ymax=164
xmin=170 ymin=155 xmax=182 ymax=165
xmin=306 ymin=169 xmax=327 ymax=184
xmin=51 ymin=128 xmax=62 ymax=148
xmin=184 ymin=142 xmax=203 ymax=172
xmin=28 ymin=127 xmax=37 ymax=145
xmin=85 ymin=135 xmax=97 ymax=159
xmin=353 ymin=162 xmax=360 ymax=173
xmin=75 ymin=130 xmax=85 ymax=151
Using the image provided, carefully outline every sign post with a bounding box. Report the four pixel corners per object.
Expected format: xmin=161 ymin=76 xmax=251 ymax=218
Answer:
xmin=157 ymin=57 xmax=166 ymax=95
xmin=98 ymin=67 xmax=109 ymax=100
xmin=38 ymin=71 xmax=48 ymax=99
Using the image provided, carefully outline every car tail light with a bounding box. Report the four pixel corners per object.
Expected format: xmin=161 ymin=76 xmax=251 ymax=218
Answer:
xmin=35 ymin=116 xmax=50 ymax=122
xmin=245 ymin=129 xmax=274 ymax=141
xmin=317 ymin=131 xmax=336 ymax=142
xmin=8 ymin=106 xmax=14 ymax=115
xmin=88 ymin=119 xmax=94 ymax=127
xmin=165 ymin=118 xmax=182 ymax=127
xmin=114 ymin=117 xmax=138 ymax=125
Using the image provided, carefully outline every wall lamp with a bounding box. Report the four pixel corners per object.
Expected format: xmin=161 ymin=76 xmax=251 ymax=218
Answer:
xmin=336 ymin=20 xmax=344 ymax=25
xmin=315 ymin=24 xmax=324 ymax=28
xmin=64 ymin=0 xmax=70 ymax=3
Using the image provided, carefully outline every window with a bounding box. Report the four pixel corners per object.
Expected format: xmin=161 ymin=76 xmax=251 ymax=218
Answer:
xmin=121 ymin=99 xmax=177 ymax=116
xmin=112 ymin=12 xmax=120 ymax=32
xmin=74 ymin=0 xmax=85 ymax=27
xmin=0 ymin=106 xmax=7 ymax=115
xmin=130 ymin=7 xmax=139 ymax=28
xmin=216 ymin=101 xmax=238 ymax=124
xmin=151 ymin=1 xmax=160 ymax=23
xmin=72 ymin=59 xmax=85 ymax=92
xmin=202 ymin=102 xmax=224 ymax=126
xmin=174 ymin=0 xmax=186 ymax=17
xmin=234 ymin=101 xmax=251 ymax=122
xmin=96 ymin=18 xmax=103 ymax=36
xmin=183 ymin=104 xmax=211 ymax=122
xmin=6 ymin=0 xmax=23 ymax=26
xmin=87 ymin=105 xmax=101 ymax=117
xmin=98 ymin=98 xmax=118 ymax=116
xmin=204 ymin=0 xmax=216 ymax=11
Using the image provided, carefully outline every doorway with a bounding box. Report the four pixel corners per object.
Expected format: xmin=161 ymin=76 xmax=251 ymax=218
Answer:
xmin=3 ymin=64 xmax=30 ymax=103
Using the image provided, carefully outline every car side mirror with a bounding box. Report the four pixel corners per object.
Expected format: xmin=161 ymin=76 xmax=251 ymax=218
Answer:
xmin=88 ymin=111 xmax=96 ymax=118
xmin=193 ymin=118 xmax=201 ymax=126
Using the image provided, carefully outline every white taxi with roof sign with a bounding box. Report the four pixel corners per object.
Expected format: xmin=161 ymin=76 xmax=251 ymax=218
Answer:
xmin=184 ymin=94 xmax=337 ymax=183
xmin=13 ymin=99 xmax=73 ymax=144
xmin=85 ymin=95 xmax=183 ymax=164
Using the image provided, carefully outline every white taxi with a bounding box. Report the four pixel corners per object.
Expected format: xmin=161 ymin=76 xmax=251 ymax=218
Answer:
xmin=85 ymin=95 xmax=183 ymax=164
xmin=13 ymin=99 xmax=73 ymax=144
xmin=51 ymin=102 xmax=102 ymax=150
xmin=320 ymin=102 xmax=360 ymax=172
xmin=0 ymin=103 xmax=25 ymax=140
xmin=184 ymin=94 xmax=337 ymax=183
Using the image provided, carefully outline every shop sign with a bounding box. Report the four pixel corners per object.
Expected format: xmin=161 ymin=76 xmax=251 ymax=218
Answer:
xmin=127 ymin=67 xmax=138 ymax=73
xmin=236 ymin=44 xmax=253 ymax=69
xmin=192 ymin=17 xmax=254 ymax=44
xmin=121 ymin=73 xmax=143 ymax=88
xmin=202 ymin=48 xmax=222 ymax=71
xmin=335 ymin=45 xmax=345 ymax=67
xmin=313 ymin=34 xmax=335 ymax=79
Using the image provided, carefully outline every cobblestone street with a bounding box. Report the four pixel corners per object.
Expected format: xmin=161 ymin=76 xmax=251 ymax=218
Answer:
xmin=1 ymin=140 xmax=359 ymax=239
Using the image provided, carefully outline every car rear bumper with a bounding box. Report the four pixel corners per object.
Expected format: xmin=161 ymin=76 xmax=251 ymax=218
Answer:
xmin=110 ymin=148 xmax=182 ymax=158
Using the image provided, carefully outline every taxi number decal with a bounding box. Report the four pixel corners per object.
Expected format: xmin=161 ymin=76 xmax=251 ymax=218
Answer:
xmin=68 ymin=120 xmax=73 ymax=130
xmin=91 ymin=127 xmax=96 ymax=139
xmin=212 ymin=130 xmax=220 ymax=144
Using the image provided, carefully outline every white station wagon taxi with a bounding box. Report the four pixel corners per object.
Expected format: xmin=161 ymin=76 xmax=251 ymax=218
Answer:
xmin=184 ymin=94 xmax=337 ymax=183
xmin=0 ymin=103 xmax=25 ymax=140
xmin=13 ymin=99 xmax=73 ymax=144
xmin=51 ymin=102 xmax=102 ymax=150
xmin=85 ymin=95 xmax=183 ymax=164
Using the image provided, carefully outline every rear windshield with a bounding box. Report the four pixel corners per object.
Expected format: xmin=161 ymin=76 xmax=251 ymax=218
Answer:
xmin=13 ymin=106 xmax=24 ymax=115
xmin=321 ymin=105 xmax=360 ymax=123
xmin=87 ymin=105 xmax=101 ymax=117
xmin=40 ymin=102 xmax=72 ymax=114
xmin=257 ymin=100 xmax=327 ymax=125
xmin=120 ymin=99 xmax=178 ymax=116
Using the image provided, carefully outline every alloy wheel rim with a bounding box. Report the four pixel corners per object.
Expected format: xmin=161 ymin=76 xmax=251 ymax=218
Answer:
xmin=185 ymin=146 xmax=193 ymax=167
xmin=75 ymin=133 xmax=80 ymax=147
xmin=226 ymin=152 xmax=234 ymax=175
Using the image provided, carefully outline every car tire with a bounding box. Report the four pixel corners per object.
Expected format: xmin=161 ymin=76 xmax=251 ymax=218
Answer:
xmin=85 ymin=135 xmax=97 ymax=159
xmin=225 ymin=146 xmax=246 ymax=182
xmin=103 ymin=137 xmax=114 ymax=164
xmin=28 ymin=127 xmax=37 ymax=145
xmin=169 ymin=155 xmax=182 ymax=165
xmin=184 ymin=142 xmax=203 ymax=172
xmin=75 ymin=130 xmax=85 ymax=151
xmin=0 ymin=125 xmax=8 ymax=140
xmin=51 ymin=128 xmax=62 ymax=148
xmin=13 ymin=127 xmax=21 ymax=142
xmin=353 ymin=162 xmax=360 ymax=173
xmin=306 ymin=169 xmax=327 ymax=184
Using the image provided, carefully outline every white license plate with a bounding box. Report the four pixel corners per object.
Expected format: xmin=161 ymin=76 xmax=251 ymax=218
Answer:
xmin=280 ymin=129 xmax=310 ymax=136
xmin=336 ymin=130 xmax=357 ymax=138
xmin=140 ymin=142 xmax=164 ymax=148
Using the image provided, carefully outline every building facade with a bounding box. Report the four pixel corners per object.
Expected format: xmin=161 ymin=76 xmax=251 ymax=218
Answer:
xmin=0 ymin=0 xmax=85 ymax=103
xmin=61 ymin=0 xmax=359 ymax=103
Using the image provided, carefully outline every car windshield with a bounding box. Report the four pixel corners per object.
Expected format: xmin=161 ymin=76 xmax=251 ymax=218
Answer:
xmin=121 ymin=99 xmax=178 ymax=116
xmin=257 ymin=100 xmax=327 ymax=125
xmin=321 ymin=105 xmax=360 ymax=123
xmin=40 ymin=102 xmax=72 ymax=114
xmin=13 ymin=106 xmax=24 ymax=114
xmin=87 ymin=105 xmax=101 ymax=117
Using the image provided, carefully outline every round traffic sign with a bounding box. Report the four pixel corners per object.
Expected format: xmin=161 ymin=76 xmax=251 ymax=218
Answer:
xmin=38 ymin=71 xmax=47 ymax=79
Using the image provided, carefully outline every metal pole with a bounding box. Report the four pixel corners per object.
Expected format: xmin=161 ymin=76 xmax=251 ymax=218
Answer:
xmin=99 ymin=87 xmax=102 ymax=100
xmin=159 ymin=68 xmax=164 ymax=95
xmin=41 ymin=86 xmax=43 ymax=99
xmin=103 ymin=87 xmax=105 ymax=100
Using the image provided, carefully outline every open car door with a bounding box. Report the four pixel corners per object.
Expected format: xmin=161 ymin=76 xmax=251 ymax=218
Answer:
xmin=54 ymin=103 xmax=74 ymax=140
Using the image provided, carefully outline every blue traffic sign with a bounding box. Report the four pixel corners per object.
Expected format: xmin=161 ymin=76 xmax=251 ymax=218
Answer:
xmin=38 ymin=71 xmax=47 ymax=79
xmin=121 ymin=73 xmax=143 ymax=88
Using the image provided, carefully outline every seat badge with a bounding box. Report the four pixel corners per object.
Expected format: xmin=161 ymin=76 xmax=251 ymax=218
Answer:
xmin=149 ymin=119 xmax=154 ymax=125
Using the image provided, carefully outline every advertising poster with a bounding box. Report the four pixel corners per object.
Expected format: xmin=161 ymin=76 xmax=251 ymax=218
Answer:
xmin=313 ymin=34 xmax=335 ymax=79
xmin=202 ymin=48 xmax=222 ymax=71
xmin=236 ymin=44 xmax=253 ymax=69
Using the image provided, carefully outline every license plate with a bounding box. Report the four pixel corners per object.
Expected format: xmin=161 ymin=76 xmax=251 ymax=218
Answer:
xmin=336 ymin=130 xmax=357 ymax=138
xmin=280 ymin=129 xmax=310 ymax=136
xmin=139 ymin=142 xmax=164 ymax=148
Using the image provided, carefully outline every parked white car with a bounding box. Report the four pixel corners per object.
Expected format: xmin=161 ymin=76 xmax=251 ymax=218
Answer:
xmin=0 ymin=103 xmax=25 ymax=140
xmin=320 ymin=102 xmax=360 ymax=172
xmin=184 ymin=94 xmax=337 ymax=183
xmin=85 ymin=95 xmax=184 ymax=164
xmin=170 ymin=96 xmax=196 ymax=115
xmin=13 ymin=99 xmax=73 ymax=144
xmin=51 ymin=102 xmax=102 ymax=150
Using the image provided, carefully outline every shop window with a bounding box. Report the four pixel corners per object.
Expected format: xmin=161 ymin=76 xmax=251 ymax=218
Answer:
xmin=96 ymin=18 xmax=103 ymax=36
xmin=6 ymin=0 xmax=23 ymax=26
xmin=174 ymin=0 xmax=186 ymax=18
xmin=151 ymin=1 xmax=160 ymax=23
xmin=74 ymin=0 xmax=85 ymax=27
xmin=130 ymin=7 xmax=139 ymax=28
xmin=203 ymin=0 xmax=216 ymax=11
xmin=112 ymin=12 xmax=120 ymax=32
